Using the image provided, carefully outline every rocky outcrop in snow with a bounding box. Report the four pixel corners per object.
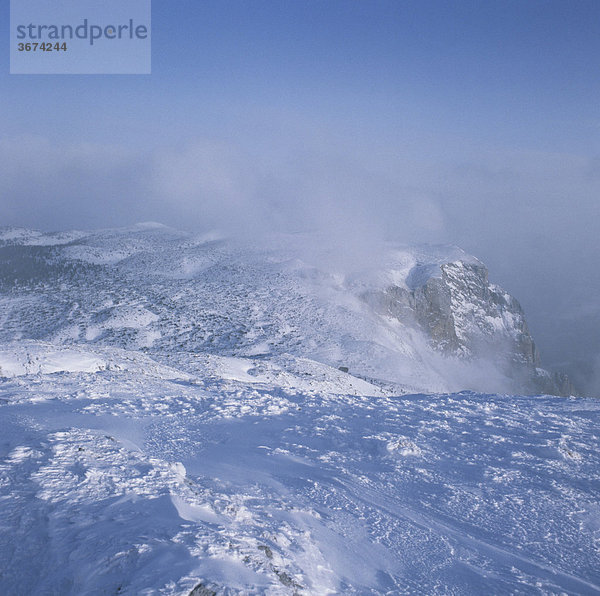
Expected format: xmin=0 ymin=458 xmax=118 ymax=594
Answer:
xmin=364 ymin=257 xmax=572 ymax=396
xmin=0 ymin=226 xmax=571 ymax=396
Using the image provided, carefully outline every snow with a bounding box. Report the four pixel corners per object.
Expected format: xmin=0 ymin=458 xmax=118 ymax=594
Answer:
xmin=0 ymin=227 xmax=596 ymax=594
xmin=0 ymin=342 xmax=599 ymax=594
xmin=0 ymin=345 xmax=106 ymax=376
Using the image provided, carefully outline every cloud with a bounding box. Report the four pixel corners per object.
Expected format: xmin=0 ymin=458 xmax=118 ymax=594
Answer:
xmin=149 ymin=141 xmax=260 ymax=229
xmin=1 ymin=133 xmax=599 ymax=394
xmin=0 ymin=135 xmax=448 ymax=243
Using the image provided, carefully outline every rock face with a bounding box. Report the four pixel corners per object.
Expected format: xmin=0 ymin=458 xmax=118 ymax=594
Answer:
xmin=364 ymin=259 xmax=571 ymax=396
xmin=0 ymin=226 xmax=571 ymax=396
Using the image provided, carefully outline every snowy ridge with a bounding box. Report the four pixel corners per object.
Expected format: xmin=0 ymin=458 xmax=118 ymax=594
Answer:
xmin=0 ymin=343 xmax=598 ymax=594
xmin=0 ymin=225 xmax=568 ymax=395
xmin=0 ymin=225 xmax=592 ymax=595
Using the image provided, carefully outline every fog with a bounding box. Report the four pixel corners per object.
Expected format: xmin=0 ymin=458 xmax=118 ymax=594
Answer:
xmin=1 ymin=1 xmax=599 ymax=395
xmin=0 ymin=131 xmax=597 ymax=395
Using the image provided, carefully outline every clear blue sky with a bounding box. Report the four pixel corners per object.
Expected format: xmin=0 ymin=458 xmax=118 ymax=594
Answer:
xmin=2 ymin=0 xmax=600 ymax=152
xmin=1 ymin=0 xmax=600 ymax=392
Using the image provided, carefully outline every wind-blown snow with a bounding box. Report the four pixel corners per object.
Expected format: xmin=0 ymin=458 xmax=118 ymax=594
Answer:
xmin=0 ymin=343 xmax=598 ymax=594
xmin=0 ymin=226 xmax=595 ymax=594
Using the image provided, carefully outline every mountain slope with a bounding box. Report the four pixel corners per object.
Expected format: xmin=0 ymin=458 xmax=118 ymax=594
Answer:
xmin=0 ymin=342 xmax=598 ymax=595
xmin=0 ymin=226 xmax=595 ymax=595
xmin=0 ymin=224 xmax=569 ymax=396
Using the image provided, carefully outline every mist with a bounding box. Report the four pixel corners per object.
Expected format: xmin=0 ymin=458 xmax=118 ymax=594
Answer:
xmin=0 ymin=130 xmax=597 ymax=395
xmin=1 ymin=1 xmax=599 ymax=395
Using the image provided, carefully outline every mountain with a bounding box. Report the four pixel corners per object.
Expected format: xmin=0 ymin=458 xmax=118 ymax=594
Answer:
xmin=0 ymin=224 xmax=570 ymax=396
xmin=0 ymin=225 xmax=596 ymax=595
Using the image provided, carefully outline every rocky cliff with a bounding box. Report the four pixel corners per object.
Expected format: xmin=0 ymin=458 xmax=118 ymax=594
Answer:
xmin=363 ymin=257 xmax=573 ymax=396
xmin=0 ymin=226 xmax=572 ymax=396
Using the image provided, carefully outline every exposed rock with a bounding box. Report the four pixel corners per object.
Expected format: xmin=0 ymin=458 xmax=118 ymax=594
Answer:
xmin=364 ymin=259 xmax=570 ymax=396
xmin=188 ymin=583 xmax=217 ymax=596
xmin=258 ymin=544 xmax=273 ymax=559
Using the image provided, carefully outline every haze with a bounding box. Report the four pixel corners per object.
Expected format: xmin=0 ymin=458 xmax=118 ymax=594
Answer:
xmin=1 ymin=1 xmax=599 ymax=394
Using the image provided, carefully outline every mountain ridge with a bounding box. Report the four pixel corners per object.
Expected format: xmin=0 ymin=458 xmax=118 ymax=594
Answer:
xmin=0 ymin=224 xmax=571 ymax=396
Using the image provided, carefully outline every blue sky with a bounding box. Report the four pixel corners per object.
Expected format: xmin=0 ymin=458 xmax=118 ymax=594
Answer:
xmin=1 ymin=0 xmax=600 ymax=392
xmin=3 ymin=1 xmax=600 ymax=150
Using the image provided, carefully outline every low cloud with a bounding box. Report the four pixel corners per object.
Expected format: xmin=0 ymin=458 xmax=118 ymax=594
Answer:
xmin=0 ymin=134 xmax=598 ymax=394
xmin=0 ymin=135 xmax=448 ymax=243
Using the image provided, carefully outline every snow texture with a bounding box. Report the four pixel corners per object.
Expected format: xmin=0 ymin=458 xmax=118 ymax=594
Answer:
xmin=0 ymin=226 xmax=595 ymax=595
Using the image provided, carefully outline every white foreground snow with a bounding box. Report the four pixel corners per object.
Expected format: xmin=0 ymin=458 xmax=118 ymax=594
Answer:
xmin=1 ymin=344 xmax=598 ymax=595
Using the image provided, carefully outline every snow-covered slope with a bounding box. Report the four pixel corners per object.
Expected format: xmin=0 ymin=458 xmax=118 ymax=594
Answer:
xmin=0 ymin=343 xmax=598 ymax=594
xmin=0 ymin=224 xmax=568 ymax=395
xmin=1 ymin=225 xmax=592 ymax=595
